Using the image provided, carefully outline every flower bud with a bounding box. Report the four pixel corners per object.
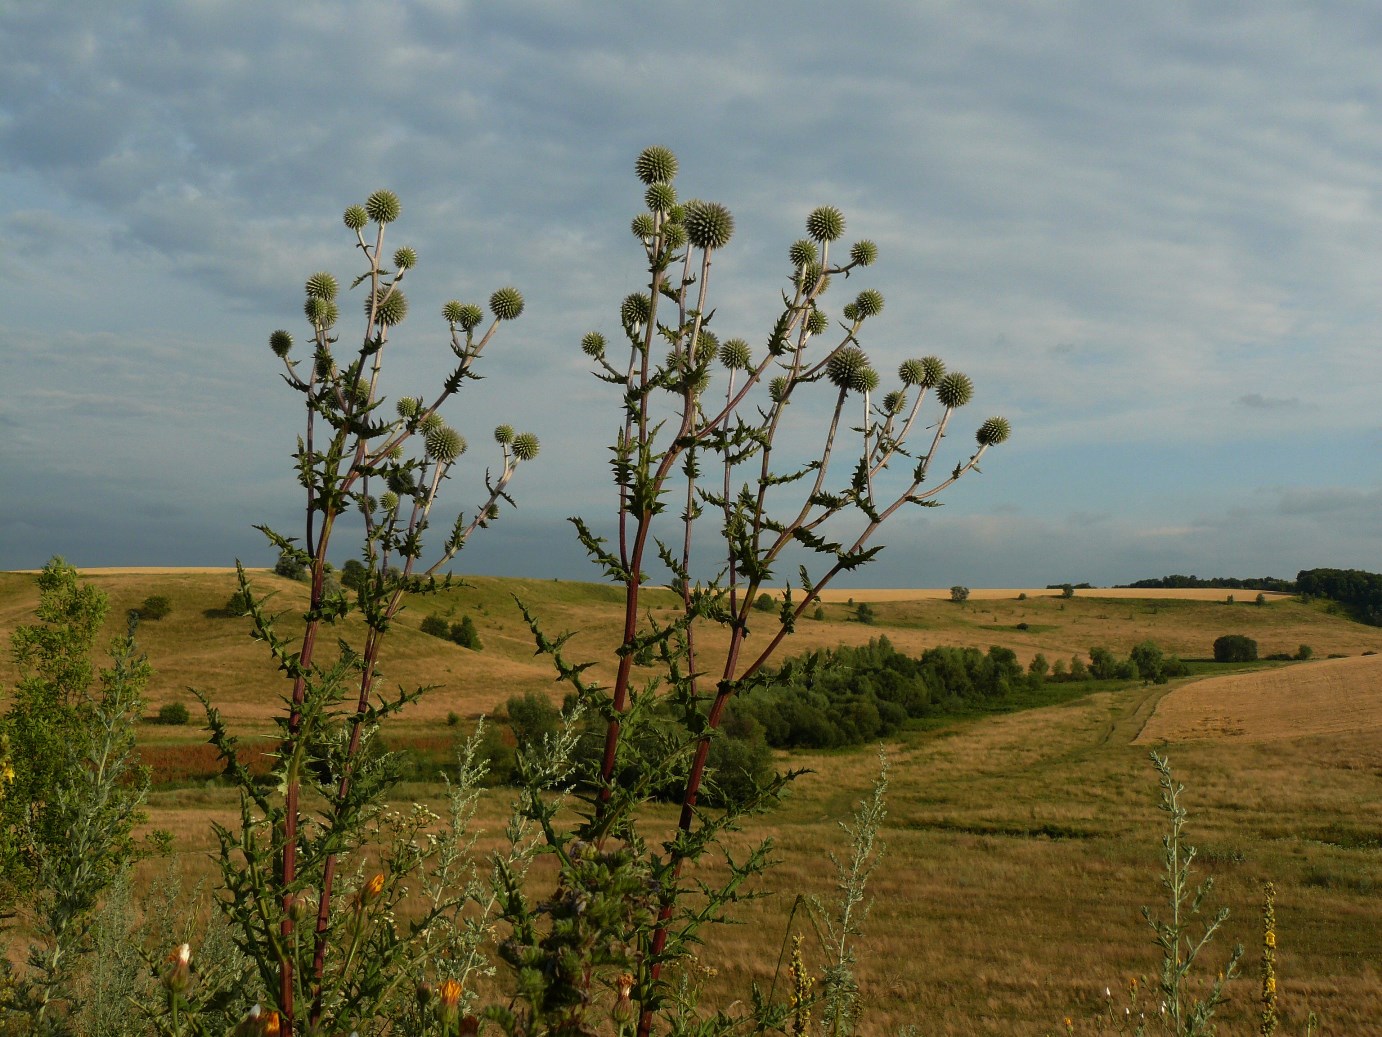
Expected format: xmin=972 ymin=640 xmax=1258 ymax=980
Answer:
xmin=489 ymin=287 xmax=524 ymax=321
xmin=899 ymin=356 xmax=944 ymax=388
xmin=343 ymin=206 xmax=368 ymax=230
xmin=634 ymin=145 xmax=678 ymax=185
xmin=935 ymin=371 xmax=974 ymax=409
xmin=367 ymin=288 xmax=408 ymax=326
xmin=645 ymin=182 xmax=676 ymax=213
xmin=620 ymin=293 xmax=651 ymax=330
xmin=269 ymin=330 xmax=293 ymax=358
xmin=852 ymin=289 xmax=884 ymax=318
xmin=788 ymin=239 xmax=819 ymax=268
xmin=511 ymin=432 xmax=540 ymax=462
xmin=358 ymin=872 xmax=386 ymax=906
xmin=426 ymin=426 xmax=466 ymax=463
xmin=393 ymin=246 xmax=417 ymax=270
xmin=805 ymin=309 xmax=830 ymax=336
xmin=365 ymin=189 xmax=401 ymax=224
xmin=806 ymin=205 xmax=845 ymax=242
xmin=581 ymin=331 xmax=607 ymax=358
xmin=684 ymin=201 xmax=735 ymax=250
xmin=631 ymin=213 xmax=656 ymax=239
xmin=976 ymin=416 xmax=1011 ymax=446
xmin=305 ymin=271 xmax=339 ymax=300
xmin=663 ymin=222 xmax=687 ymax=250
xmin=494 ymin=424 xmax=515 ymax=444
xmin=718 ymin=338 xmax=751 ymax=371
xmin=162 ymin=943 xmax=191 ymax=994
xmin=849 ymin=239 xmax=878 ymax=266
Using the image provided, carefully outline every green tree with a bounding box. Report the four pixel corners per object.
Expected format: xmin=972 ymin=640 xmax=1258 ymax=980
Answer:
xmin=1213 ymin=634 xmax=1258 ymax=663
xmin=137 ymin=595 xmax=172 ymax=621
xmin=449 ymin=616 xmax=481 ymax=650
xmin=855 ymin=601 xmax=878 ymax=625
xmin=950 ymin=585 xmax=970 ymax=603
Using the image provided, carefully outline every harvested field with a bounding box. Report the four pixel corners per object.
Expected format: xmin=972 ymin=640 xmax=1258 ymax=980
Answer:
xmin=813 ymin=586 xmax=1294 ymax=602
xmin=1136 ymin=653 xmax=1382 ymax=744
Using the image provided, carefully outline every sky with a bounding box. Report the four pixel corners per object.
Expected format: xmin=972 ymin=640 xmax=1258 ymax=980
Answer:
xmin=2 ymin=1 xmax=1379 ymax=588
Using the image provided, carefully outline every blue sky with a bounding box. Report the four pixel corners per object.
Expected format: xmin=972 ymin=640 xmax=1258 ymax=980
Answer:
xmin=2 ymin=1 xmax=1379 ymax=587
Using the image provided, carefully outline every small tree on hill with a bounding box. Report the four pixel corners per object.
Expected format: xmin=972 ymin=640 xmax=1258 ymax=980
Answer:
xmin=450 ymin=616 xmax=482 ymax=650
xmin=1213 ymin=634 xmax=1258 ymax=663
xmin=950 ymin=585 xmax=970 ymax=603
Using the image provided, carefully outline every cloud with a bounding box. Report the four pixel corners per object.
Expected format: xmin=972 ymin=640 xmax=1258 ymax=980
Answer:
xmin=1236 ymin=393 xmax=1300 ymax=409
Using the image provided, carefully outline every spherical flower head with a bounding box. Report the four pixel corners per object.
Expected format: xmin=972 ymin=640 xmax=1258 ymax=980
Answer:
xmin=842 ymin=303 xmax=859 ymax=322
xmin=379 ymin=491 xmax=399 ymax=512
xmin=645 ymin=182 xmax=676 ymax=213
xmin=511 ymin=431 xmax=540 ymax=461
xmin=853 ymin=289 xmax=884 ymax=318
xmin=662 ymin=222 xmax=688 ymax=250
xmin=769 ymin=375 xmax=791 ymax=404
xmin=426 ymin=425 xmax=466 ymax=463
xmin=795 ymin=262 xmax=825 ymax=292
xmin=420 ymin=411 xmax=445 ymax=434
xmin=976 ymin=416 xmax=1011 ymax=446
xmin=349 ymin=379 xmax=371 ymax=406
xmin=489 ymin=286 xmax=524 ymax=321
xmin=899 ymin=356 xmax=944 ymax=387
xmin=806 ymin=205 xmax=845 ymax=242
xmin=443 ymin=301 xmax=483 ymax=331
xmin=494 ymin=424 xmax=514 ymax=444
xmin=269 ymin=330 xmax=294 ymax=357
xmin=827 ymin=347 xmax=873 ymax=391
xmin=805 ymin=308 xmax=830 ymax=336
xmin=620 ymin=292 xmax=651 ymax=329
xmin=393 ymin=246 xmax=417 ymax=271
xmin=396 ymin=396 xmax=421 ymax=419
xmin=718 ymin=338 xmax=751 ymax=370
xmin=367 ymin=288 xmax=408 ymax=326
xmin=883 ymin=390 xmax=907 ymax=415
xmin=635 ymin=145 xmax=678 ymax=185
xmin=581 ymin=331 xmax=607 ymax=358
xmin=162 ymin=943 xmax=192 ymax=994
xmin=304 ymin=296 xmax=338 ymax=328
xmin=365 ymin=189 xmax=401 ymax=224
xmin=343 ymin=205 xmax=369 ymax=230
xmin=684 ymin=201 xmax=735 ymax=250
xmin=314 ymin=351 xmax=335 ymax=380
xmin=691 ymin=328 xmax=718 ymax=357
xmin=857 ymin=366 xmax=880 ymax=392
xmin=305 ymin=271 xmax=339 ymax=300
xmin=935 ymin=371 xmax=974 ymax=408
xmin=631 ymin=213 xmax=656 ymax=240
xmin=850 ymin=239 xmax=879 ymax=266
xmin=788 ymin=239 xmax=819 ymax=268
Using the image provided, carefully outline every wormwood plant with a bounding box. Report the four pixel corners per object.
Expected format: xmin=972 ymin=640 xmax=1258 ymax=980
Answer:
xmin=499 ymin=146 xmax=1010 ymax=1036
xmin=182 ymin=191 xmax=539 ymax=1034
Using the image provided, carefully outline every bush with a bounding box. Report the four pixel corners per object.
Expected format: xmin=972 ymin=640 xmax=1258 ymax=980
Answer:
xmin=1213 ymin=634 xmax=1258 ymax=663
xmin=156 ymin=702 xmax=190 ymax=726
xmin=1256 ymin=592 xmax=1267 ymax=606
xmin=753 ymin=592 xmax=775 ymax=612
xmin=450 ymin=616 xmax=482 ymax=650
xmin=1060 ymin=583 xmax=1075 ymax=598
xmin=1296 ymin=644 xmax=1313 ymax=660
xmin=223 ymin=588 xmax=252 ymax=616
xmin=138 ymin=594 xmax=172 ymax=620
xmin=420 ymin=614 xmax=450 ymax=639
xmin=813 ymin=605 xmax=825 ymax=620
xmin=273 ymin=549 xmax=308 ymax=581
xmin=950 ymin=585 xmax=970 ymax=603
xmin=855 ymin=601 xmax=877 ymax=625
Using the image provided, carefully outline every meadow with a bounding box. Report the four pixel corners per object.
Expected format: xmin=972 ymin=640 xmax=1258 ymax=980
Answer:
xmin=2 ymin=569 xmax=1380 ymax=1034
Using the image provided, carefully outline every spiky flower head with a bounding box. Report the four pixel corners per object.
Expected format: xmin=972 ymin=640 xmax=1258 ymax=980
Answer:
xmin=635 ymin=145 xmax=678 ymax=185
xmin=718 ymin=338 xmax=751 ymax=370
xmin=620 ymin=293 xmax=650 ymax=329
xmin=387 ymin=444 xmax=404 ymax=461
xmin=269 ymin=330 xmax=293 ymax=357
xmin=419 ymin=411 xmax=445 ymax=433
xmin=305 ymin=297 xmax=339 ymax=328
xmin=314 ymin=351 xmax=335 ymax=380
xmin=788 ymin=239 xmax=819 ymax=268
xmin=358 ymin=494 xmax=376 ymax=516
xmin=631 ymin=213 xmax=656 ymax=239
xmin=976 ymin=416 xmax=1011 ymax=446
xmin=805 ymin=308 xmax=830 ymax=336
xmin=645 ymin=182 xmax=676 ymax=213
xmin=899 ymin=355 xmax=945 ymax=387
xmin=883 ymin=389 xmax=907 ymax=415
xmin=387 ymin=470 xmax=416 ymax=495
xmin=393 ymin=246 xmax=417 ymax=271
xmin=806 ymin=205 xmax=845 ymax=242
xmin=511 ymin=432 xmax=540 ymax=461
xmin=425 ymin=425 xmax=466 ymax=463
xmin=850 ymin=239 xmax=879 ymax=266
xmin=489 ymin=287 xmax=524 ymax=321
xmin=581 ymin=331 xmax=607 ymax=358
xmin=305 ymin=272 xmax=339 ymax=300
xmin=827 ymin=347 xmax=875 ymax=392
xmin=367 ymin=288 xmax=408 ymax=326
xmin=684 ymin=201 xmax=735 ymax=250
xmin=769 ymin=375 xmax=792 ymax=404
xmin=349 ymin=379 xmax=371 ymax=406
xmin=858 ymin=367 xmax=880 ymax=392
xmin=853 ymin=289 xmax=884 ymax=318
xmin=795 ymin=262 xmax=825 ymax=293
xmin=442 ymin=301 xmax=483 ymax=330
xmin=365 ymin=189 xmax=401 ymax=224
xmin=663 ymin=222 xmax=687 ymax=250
xmin=379 ymin=491 xmax=399 ymax=513
xmin=842 ymin=303 xmax=858 ymax=322
xmin=396 ymin=396 xmax=422 ymax=419
xmin=690 ymin=328 xmax=718 ymax=358
xmin=343 ymin=205 xmax=368 ymax=230
xmin=935 ymin=371 xmax=974 ymax=408
xmin=494 ymin=424 xmax=515 ymax=444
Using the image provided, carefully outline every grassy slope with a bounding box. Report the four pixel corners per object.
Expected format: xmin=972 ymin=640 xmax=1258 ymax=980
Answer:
xmin=3 ymin=570 xmax=1381 ymax=1033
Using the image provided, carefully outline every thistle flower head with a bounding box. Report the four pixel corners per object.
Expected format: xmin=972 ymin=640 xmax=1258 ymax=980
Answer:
xmin=795 ymin=262 xmax=826 ymax=293
xmin=379 ymin=491 xmax=399 ymax=512
xmin=853 ymin=289 xmax=884 ymax=318
xmin=842 ymin=303 xmax=858 ymax=322
xmin=365 ymin=189 xmax=401 ymax=224
xmin=620 ymin=292 xmax=651 ymax=330
xmin=343 ymin=205 xmax=368 ymax=230
xmin=805 ymin=308 xmax=830 ymax=336
xmin=827 ymin=347 xmax=875 ymax=392
xmin=684 ymin=201 xmax=735 ymax=250
xmin=304 ymin=296 xmax=339 ymax=328
xmin=396 ymin=396 xmax=421 ymax=419
xmin=443 ymin=301 xmax=483 ymax=331
xmin=883 ymin=390 xmax=907 ymax=415
xmin=634 ymin=145 xmax=678 ymax=185
xmin=631 ymin=213 xmax=656 ymax=239
xmin=718 ymin=338 xmax=751 ymax=370
xmin=494 ymin=424 xmax=514 ymax=444
xmin=305 ymin=271 xmax=338 ymax=300
xmin=770 ymin=375 xmax=791 ymax=403
xmin=581 ymin=331 xmax=607 ymax=358
xmin=314 ymin=351 xmax=335 ymax=380
xmin=511 ymin=432 xmax=540 ymax=461
xmin=662 ymin=222 xmax=688 ymax=250
xmin=488 ymin=286 xmax=524 ymax=321
xmin=899 ymin=355 xmax=944 ymax=387
xmin=690 ymin=328 xmax=718 ymax=358
xmin=788 ymin=239 xmax=819 ymax=268
xmin=419 ymin=411 xmax=445 ymax=434
xmin=806 ymin=205 xmax=845 ymax=242
xmin=367 ymin=288 xmax=408 ymax=327
xmin=425 ymin=426 xmax=465 ymax=463
xmin=976 ymin=416 xmax=1010 ymax=445
xmin=645 ymin=182 xmax=676 ymax=213
xmin=850 ymin=239 xmax=879 ymax=266
xmin=393 ymin=246 xmax=417 ymax=270
xmin=935 ymin=371 xmax=974 ymax=408
xmin=269 ymin=330 xmax=293 ymax=357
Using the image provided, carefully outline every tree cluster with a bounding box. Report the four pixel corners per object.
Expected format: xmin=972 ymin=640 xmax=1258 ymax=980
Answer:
xmin=1296 ymin=567 xmax=1382 ymax=626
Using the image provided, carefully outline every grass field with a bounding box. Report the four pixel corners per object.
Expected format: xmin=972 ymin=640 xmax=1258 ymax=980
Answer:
xmin=3 ymin=569 xmax=1381 ymax=1034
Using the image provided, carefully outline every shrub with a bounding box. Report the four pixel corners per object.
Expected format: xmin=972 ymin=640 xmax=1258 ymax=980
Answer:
xmin=420 ymin=614 xmax=450 ymax=639
xmin=1256 ymin=592 xmax=1267 ymax=606
xmin=1060 ymin=583 xmax=1075 ymax=598
xmin=753 ymin=592 xmax=775 ymax=612
xmin=1296 ymin=644 xmax=1313 ymax=660
xmin=223 ymin=588 xmax=252 ymax=616
xmin=855 ymin=601 xmax=877 ymax=625
xmin=138 ymin=594 xmax=172 ymax=620
xmin=449 ymin=616 xmax=482 ymax=650
xmin=1213 ymin=634 xmax=1258 ymax=663
xmin=950 ymin=585 xmax=970 ymax=603
xmin=156 ymin=702 xmax=190 ymax=726
xmin=273 ymin=549 xmax=308 ymax=581
xmin=813 ymin=605 xmax=825 ymax=620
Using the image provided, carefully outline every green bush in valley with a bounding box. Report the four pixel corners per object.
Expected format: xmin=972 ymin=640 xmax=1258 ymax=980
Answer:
xmin=420 ymin=613 xmax=450 ymax=639
xmin=1296 ymin=644 xmax=1313 ymax=660
xmin=855 ymin=601 xmax=877 ymax=624
xmin=138 ymin=594 xmax=172 ymax=620
xmin=1213 ymin=633 xmax=1259 ymax=663
xmin=449 ymin=616 xmax=482 ymax=650
xmin=753 ymin=592 xmax=775 ymax=612
xmin=156 ymin=702 xmax=191 ymax=726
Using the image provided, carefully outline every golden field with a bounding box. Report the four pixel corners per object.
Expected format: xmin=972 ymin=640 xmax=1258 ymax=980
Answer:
xmin=2 ymin=568 xmax=1381 ymax=1034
